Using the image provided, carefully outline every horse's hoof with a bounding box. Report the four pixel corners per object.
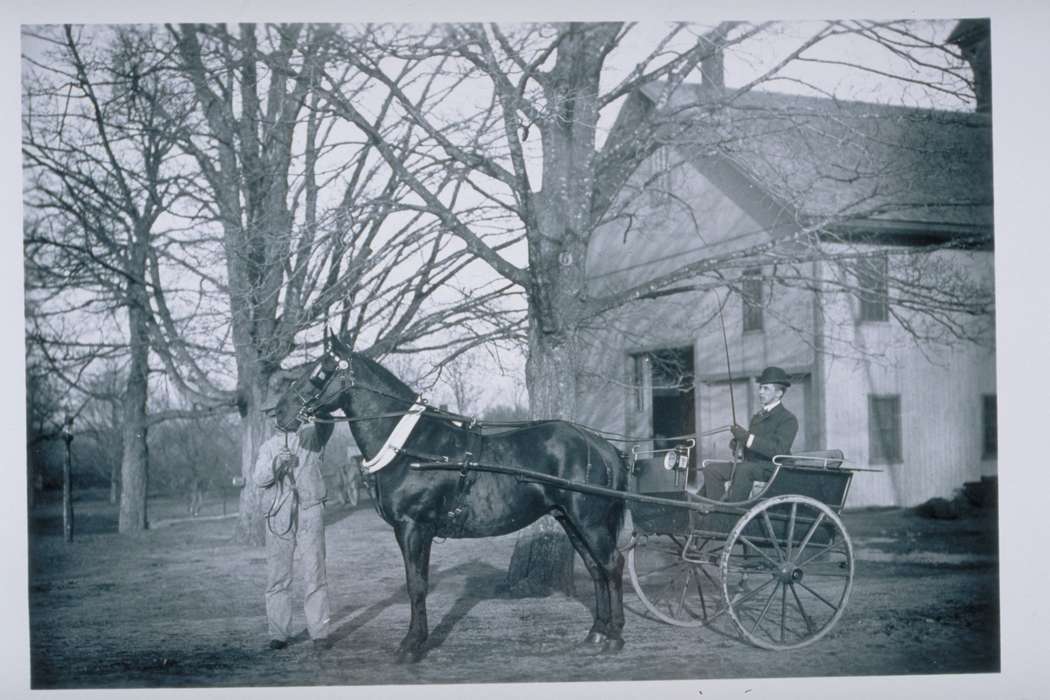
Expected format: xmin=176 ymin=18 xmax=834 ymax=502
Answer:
xmin=582 ymin=631 xmax=608 ymax=646
xmin=601 ymin=637 xmax=625 ymax=653
xmin=396 ymin=649 xmax=420 ymax=664
xmin=396 ymin=644 xmax=426 ymax=664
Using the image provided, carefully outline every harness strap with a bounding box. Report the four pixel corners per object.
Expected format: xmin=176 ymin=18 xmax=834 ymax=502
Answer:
xmin=447 ymin=429 xmax=484 ymax=532
xmin=361 ymin=399 xmax=427 ymax=474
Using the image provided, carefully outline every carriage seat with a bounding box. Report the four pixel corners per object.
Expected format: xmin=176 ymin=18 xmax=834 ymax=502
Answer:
xmin=751 ymin=449 xmax=851 ymax=508
xmin=772 ymin=449 xmax=845 ymax=469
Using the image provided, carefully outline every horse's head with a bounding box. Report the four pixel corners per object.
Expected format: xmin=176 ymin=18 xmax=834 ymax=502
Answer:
xmin=272 ymin=328 xmax=355 ymax=432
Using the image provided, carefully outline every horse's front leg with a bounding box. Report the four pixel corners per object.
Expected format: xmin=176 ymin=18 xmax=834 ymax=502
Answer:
xmin=393 ymin=521 xmax=434 ymax=663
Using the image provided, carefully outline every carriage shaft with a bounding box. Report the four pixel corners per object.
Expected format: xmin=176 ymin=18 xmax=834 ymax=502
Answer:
xmin=409 ymin=461 xmax=745 ymax=515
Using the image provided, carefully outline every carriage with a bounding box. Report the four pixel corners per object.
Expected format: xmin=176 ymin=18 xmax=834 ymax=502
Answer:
xmin=623 ymin=442 xmax=856 ymax=650
xmin=271 ymin=333 xmax=862 ymax=660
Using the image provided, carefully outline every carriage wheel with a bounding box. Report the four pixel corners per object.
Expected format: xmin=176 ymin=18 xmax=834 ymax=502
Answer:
xmin=720 ymin=495 xmax=854 ymax=650
xmin=627 ymin=532 xmax=726 ymax=627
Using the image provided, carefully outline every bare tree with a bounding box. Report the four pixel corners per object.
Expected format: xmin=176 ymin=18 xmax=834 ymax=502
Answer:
xmin=22 ymin=25 xmax=216 ymax=531
xmin=165 ymin=23 xmax=524 ymax=543
xmin=72 ymin=365 xmax=126 ymax=503
xmin=438 ymin=352 xmax=483 ymax=414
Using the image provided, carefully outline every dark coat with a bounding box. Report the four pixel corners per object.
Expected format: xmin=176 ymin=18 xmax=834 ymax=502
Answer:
xmin=742 ymin=402 xmax=799 ymax=463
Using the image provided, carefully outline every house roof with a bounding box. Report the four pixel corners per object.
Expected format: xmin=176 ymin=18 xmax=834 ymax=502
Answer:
xmin=637 ymin=82 xmax=993 ymax=244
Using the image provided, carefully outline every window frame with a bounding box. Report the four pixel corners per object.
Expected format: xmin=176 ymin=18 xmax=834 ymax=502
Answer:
xmin=857 ymin=254 xmax=890 ymax=323
xmin=868 ymin=394 xmax=902 ymax=464
xmin=741 ymin=268 xmax=764 ymax=333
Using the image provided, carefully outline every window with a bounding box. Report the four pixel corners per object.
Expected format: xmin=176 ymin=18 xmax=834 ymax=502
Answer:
xmin=741 ymin=269 xmax=764 ymax=332
xmin=857 ymin=254 xmax=889 ymax=322
xmin=647 ymin=147 xmax=673 ymax=205
xmin=868 ymin=395 xmax=902 ymax=464
xmin=632 ymin=354 xmax=648 ymax=412
xmin=982 ymin=394 xmax=997 ymax=458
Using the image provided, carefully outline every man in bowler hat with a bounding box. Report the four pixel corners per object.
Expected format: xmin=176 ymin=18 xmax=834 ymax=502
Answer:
xmin=701 ymin=366 xmax=799 ymax=502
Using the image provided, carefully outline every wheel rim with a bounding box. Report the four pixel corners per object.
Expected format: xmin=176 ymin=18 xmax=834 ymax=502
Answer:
xmin=720 ymin=495 xmax=854 ymax=650
xmin=627 ymin=533 xmax=726 ymax=627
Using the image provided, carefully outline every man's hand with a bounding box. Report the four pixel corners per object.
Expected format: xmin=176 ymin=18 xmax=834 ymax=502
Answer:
xmin=271 ymin=448 xmax=299 ymax=486
xmin=730 ymin=424 xmax=749 ymax=443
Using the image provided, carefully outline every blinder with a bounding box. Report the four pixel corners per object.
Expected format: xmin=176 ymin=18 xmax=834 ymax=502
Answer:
xmin=293 ymin=352 xmax=354 ymax=422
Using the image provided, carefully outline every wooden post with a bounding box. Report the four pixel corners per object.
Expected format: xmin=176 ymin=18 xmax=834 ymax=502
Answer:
xmin=62 ymin=415 xmax=74 ymax=543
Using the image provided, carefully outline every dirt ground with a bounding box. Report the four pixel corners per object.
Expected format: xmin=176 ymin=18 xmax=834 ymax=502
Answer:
xmin=26 ymin=489 xmax=999 ymax=690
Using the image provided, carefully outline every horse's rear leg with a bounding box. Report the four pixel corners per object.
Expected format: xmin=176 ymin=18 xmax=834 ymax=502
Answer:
xmin=587 ymin=523 xmax=626 ymax=652
xmin=605 ymin=537 xmax=626 ymax=650
xmin=394 ymin=521 xmax=433 ymax=663
xmin=554 ymin=512 xmax=622 ymax=651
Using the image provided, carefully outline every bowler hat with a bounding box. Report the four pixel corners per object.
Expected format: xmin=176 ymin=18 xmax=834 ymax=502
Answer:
xmin=757 ymin=367 xmax=791 ymax=387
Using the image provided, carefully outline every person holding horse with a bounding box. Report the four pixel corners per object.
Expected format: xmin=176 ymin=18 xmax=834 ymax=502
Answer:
xmin=701 ymin=367 xmax=798 ymax=502
xmin=252 ymin=420 xmax=334 ymax=651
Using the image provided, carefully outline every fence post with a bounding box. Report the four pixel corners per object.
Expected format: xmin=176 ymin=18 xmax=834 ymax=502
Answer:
xmin=62 ymin=415 xmax=74 ymax=543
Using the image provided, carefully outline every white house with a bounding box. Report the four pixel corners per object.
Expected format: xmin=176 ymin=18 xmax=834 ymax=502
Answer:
xmin=574 ymin=21 xmax=995 ymax=508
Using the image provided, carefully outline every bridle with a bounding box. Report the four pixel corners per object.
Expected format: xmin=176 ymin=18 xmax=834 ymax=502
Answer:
xmin=282 ymin=350 xmax=425 ymax=428
xmin=289 ymin=351 xmax=356 ymax=424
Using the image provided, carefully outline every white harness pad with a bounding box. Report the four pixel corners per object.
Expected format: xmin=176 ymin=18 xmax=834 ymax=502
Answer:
xmin=361 ymin=401 xmax=427 ymax=474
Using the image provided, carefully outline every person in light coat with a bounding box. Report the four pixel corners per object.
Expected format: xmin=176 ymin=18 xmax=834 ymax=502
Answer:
xmin=253 ymin=422 xmax=334 ymax=650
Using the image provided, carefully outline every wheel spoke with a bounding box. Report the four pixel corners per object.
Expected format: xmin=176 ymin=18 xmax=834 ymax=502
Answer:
xmin=780 ymin=581 xmax=788 ymax=643
xmin=655 ymin=569 xmax=688 ymax=611
xmin=785 ymin=502 xmax=798 ymax=560
xmin=737 ymin=536 xmax=782 ymax=568
xmin=794 ymin=540 xmax=840 ymax=568
xmin=796 ymin=579 xmax=842 ymax=612
xmin=760 ymin=510 xmax=786 ymax=561
xmin=673 ymin=567 xmax=693 ymax=618
xmin=729 ymin=576 xmax=777 ymax=606
xmin=749 ymin=582 xmax=781 ymax=635
xmin=800 ymin=570 xmax=851 ymax=579
xmin=793 ymin=512 xmax=827 ymax=562
xmin=634 ymin=559 xmax=684 ymax=581
xmin=699 ymin=561 xmax=720 ymax=587
xmin=790 ymin=582 xmax=816 ymax=634
xmin=694 ymin=566 xmax=709 ymax=619
xmin=630 ymin=537 xmax=716 ymax=627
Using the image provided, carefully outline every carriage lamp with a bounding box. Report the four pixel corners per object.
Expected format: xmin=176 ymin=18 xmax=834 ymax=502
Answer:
xmin=663 ymin=443 xmax=691 ymax=471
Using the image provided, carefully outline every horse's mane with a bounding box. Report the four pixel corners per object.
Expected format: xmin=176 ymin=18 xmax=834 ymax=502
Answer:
xmin=353 ymin=352 xmax=417 ymax=401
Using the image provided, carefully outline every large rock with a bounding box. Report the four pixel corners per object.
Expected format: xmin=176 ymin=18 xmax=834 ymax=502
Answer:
xmin=963 ymin=476 xmax=998 ymax=509
xmin=916 ymin=497 xmax=959 ymax=520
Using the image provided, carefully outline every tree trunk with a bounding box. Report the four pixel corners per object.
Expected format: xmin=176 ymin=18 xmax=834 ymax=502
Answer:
xmin=233 ymin=365 xmax=286 ymax=546
xmin=62 ymin=418 xmax=74 ymax=543
xmin=118 ymin=221 xmax=152 ymax=533
xmin=234 ymin=401 xmax=271 ymax=545
xmin=109 ymin=403 xmax=121 ymax=504
xmin=505 ymin=323 xmax=581 ymax=596
xmin=109 ymin=461 xmax=120 ymax=505
xmin=117 ymin=305 xmax=150 ymax=532
xmin=504 ymin=25 xmax=610 ymax=595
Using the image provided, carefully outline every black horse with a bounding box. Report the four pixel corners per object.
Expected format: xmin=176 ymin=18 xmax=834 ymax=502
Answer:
xmin=272 ymin=331 xmax=628 ymax=662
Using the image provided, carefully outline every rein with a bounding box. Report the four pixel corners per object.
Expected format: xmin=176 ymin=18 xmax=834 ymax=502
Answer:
xmin=287 ymin=352 xmax=733 ymax=446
